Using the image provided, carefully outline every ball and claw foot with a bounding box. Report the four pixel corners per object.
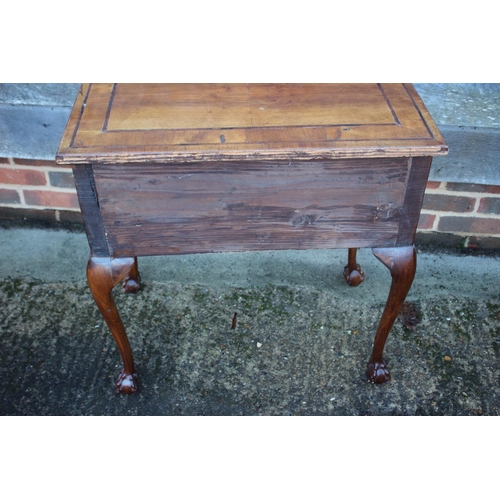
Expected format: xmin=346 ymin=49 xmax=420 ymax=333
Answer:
xmin=367 ymin=360 xmax=391 ymax=384
xmin=122 ymin=273 xmax=141 ymax=293
xmin=116 ymin=368 xmax=139 ymax=394
xmin=343 ymin=264 xmax=365 ymax=287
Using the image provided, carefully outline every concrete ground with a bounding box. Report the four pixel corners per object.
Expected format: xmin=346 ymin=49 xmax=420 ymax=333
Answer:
xmin=1 ymin=220 xmax=500 ymax=415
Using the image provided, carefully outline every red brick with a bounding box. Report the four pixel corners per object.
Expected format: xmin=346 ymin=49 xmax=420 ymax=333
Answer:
xmin=446 ymin=182 xmax=500 ymax=194
xmin=478 ymin=198 xmax=500 ymax=215
xmin=0 ymin=158 xmax=11 ymax=165
xmin=422 ymin=193 xmax=475 ymax=213
xmin=13 ymin=158 xmax=59 ymax=168
xmin=0 ymin=188 xmax=21 ymax=204
xmin=0 ymin=206 xmax=58 ymax=222
xmin=48 ymin=171 xmax=75 ymax=188
xmin=23 ymin=190 xmax=80 ymax=209
xmin=415 ymin=232 xmax=465 ymax=247
xmin=58 ymin=210 xmax=83 ymax=223
xmin=438 ymin=216 xmax=500 ymax=235
xmin=0 ymin=207 xmax=83 ymax=223
xmin=426 ymin=181 xmax=441 ymax=189
xmin=467 ymin=236 xmax=500 ymax=249
xmin=0 ymin=167 xmax=46 ymax=186
xmin=417 ymin=213 xmax=435 ymax=230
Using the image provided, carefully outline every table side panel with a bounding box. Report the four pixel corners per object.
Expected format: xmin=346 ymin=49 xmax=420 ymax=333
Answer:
xmin=92 ymin=159 xmax=412 ymax=257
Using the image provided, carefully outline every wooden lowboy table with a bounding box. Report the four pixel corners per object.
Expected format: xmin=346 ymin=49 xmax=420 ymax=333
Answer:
xmin=56 ymin=84 xmax=447 ymax=394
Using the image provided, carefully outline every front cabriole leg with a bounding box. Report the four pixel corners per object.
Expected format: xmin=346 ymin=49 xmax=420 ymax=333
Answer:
xmin=367 ymin=245 xmax=416 ymax=384
xmin=87 ymin=256 xmax=139 ymax=394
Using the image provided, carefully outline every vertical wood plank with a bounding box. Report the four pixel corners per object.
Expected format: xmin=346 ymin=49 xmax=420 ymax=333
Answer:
xmin=73 ymin=164 xmax=110 ymax=257
xmin=396 ymin=157 xmax=433 ymax=246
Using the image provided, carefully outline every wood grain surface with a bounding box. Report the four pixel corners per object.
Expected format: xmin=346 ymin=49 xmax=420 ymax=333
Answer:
xmin=92 ymin=158 xmax=418 ymax=257
xmin=56 ymin=84 xmax=448 ymax=164
xmin=72 ymin=165 xmax=109 ymax=257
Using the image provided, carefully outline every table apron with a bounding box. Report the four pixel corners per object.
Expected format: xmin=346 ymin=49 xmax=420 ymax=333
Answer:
xmin=81 ymin=157 xmax=430 ymax=257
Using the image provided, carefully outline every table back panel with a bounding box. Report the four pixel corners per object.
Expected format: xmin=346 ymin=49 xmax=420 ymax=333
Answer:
xmin=87 ymin=157 xmax=426 ymax=257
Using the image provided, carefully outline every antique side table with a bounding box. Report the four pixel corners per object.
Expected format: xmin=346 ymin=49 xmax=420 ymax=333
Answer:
xmin=56 ymin=84 xmax=448 ymax=394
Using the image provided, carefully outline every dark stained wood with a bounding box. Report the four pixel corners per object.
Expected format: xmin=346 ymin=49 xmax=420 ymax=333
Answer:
xmin=396 ymin=156 xmax=433 ymax=245
xmin=87 ymin=256 xmax=139 ymax=393
xmin=56 ymin=83 xmax=448 ymax=392
xmin=121 ymin=256 xmax=141 ymax=293
xmin=343 ymin=248 xmax=364 ymax=287
xmin=56 ymin=84 xmax=448 ymax=164
xmin=94 ymin=158 xmax=410 ymax=257
xmin=368 ymin=246 xmax=417 ymax=384
xmin=72 ymin=165 xmax=109 ymax=257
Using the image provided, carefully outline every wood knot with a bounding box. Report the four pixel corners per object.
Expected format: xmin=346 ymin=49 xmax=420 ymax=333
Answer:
xmin=291 ymin=213 xmax=317 ymax=227
xmin=371 ymin=203 xmax=400 ymax=222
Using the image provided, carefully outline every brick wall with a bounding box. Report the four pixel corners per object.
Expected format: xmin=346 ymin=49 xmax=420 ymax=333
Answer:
xmin=1 ymin=156 xmax=500 ymax=248
xmin=419 ymin=181 xmax=500 ymax=248
xmin=0 ymin=157 xmax=81 ymax=223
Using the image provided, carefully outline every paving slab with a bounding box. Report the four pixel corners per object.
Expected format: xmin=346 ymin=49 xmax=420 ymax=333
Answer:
xmin=0 ymin=83 xmax=81 ymax=107
xmin=429 ymin=126 xmax=500 ymax=184
xmin=414 ymin=83 xmax=500 ymax=128
xmin=0 ymin=104 xmax=72 ymax=160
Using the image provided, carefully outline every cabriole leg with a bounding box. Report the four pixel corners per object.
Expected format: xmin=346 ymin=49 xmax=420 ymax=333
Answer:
xmin=368 ymin=246 xmax=416 ymax=384
xmin=87 ymin=256 xmax=139 ymax=394
xmin=343 ymin=248 xmax=365 ymax=287
xmin=122 ymin=256 xmax=141 ymax=293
